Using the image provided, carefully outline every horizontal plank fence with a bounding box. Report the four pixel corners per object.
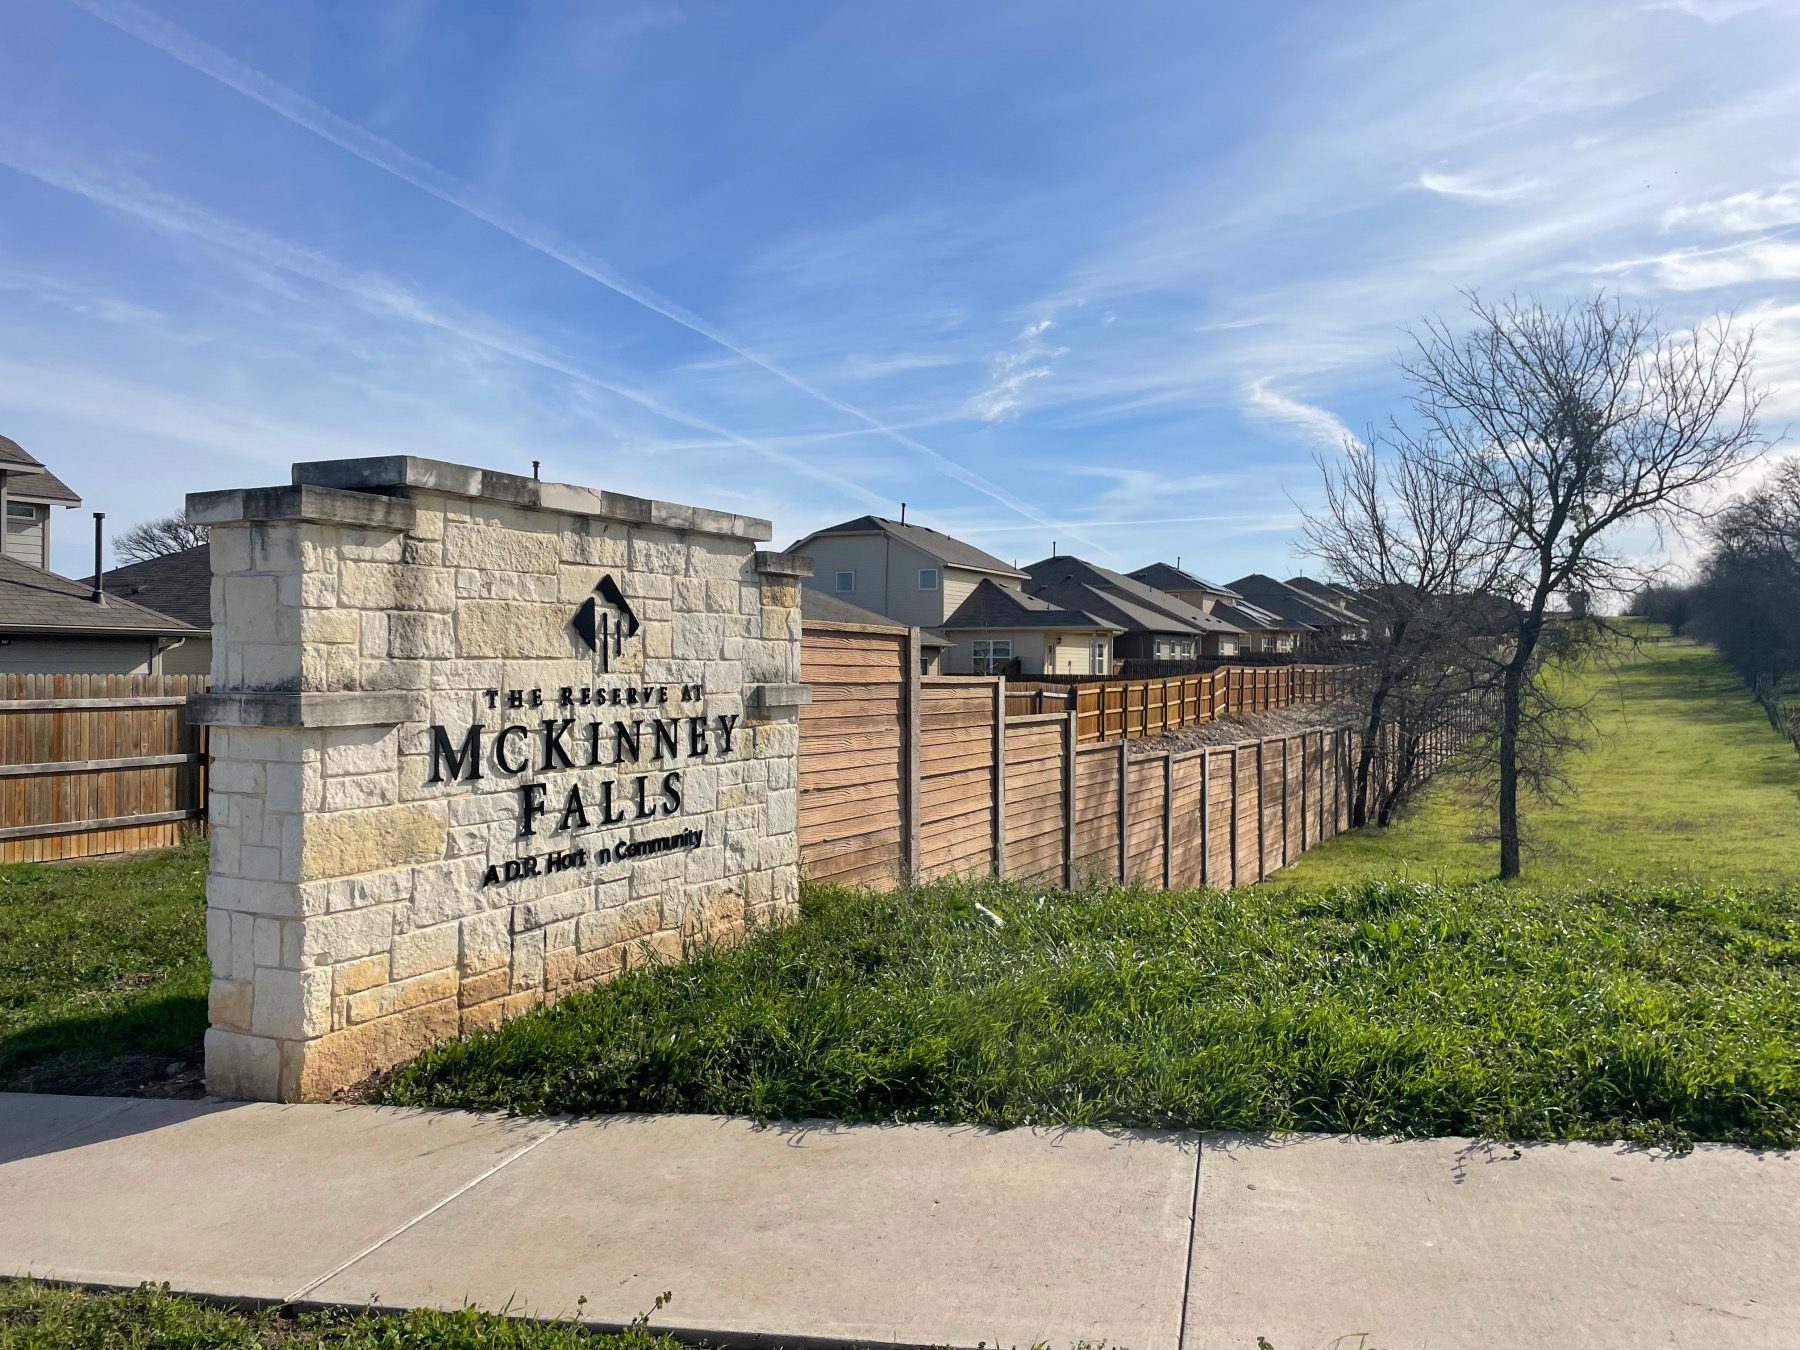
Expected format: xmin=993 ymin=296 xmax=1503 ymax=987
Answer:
xmin=801 ymin=625 xmax=1469 ymax=892
xmin=3 ymin=632 xmax=1444 ymax=891
xmin=0 ymin=673 xmax=210 ymax=862
xmin=1004 ymin=664 xmax=1346 ymax=743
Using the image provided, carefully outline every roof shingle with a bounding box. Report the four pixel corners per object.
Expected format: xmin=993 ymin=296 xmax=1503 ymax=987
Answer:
xmin=0 ymin=555 xmax=200 ymax=635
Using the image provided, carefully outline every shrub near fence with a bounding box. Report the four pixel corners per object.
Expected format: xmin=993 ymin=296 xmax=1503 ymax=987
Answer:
xmin=799 ymin=624 xmax=1465 ymax=891
xmin=0 ymin=673 xmax=210 ymax=863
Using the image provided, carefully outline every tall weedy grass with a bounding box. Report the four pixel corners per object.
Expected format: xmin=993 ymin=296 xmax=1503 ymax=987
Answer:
xmin=384 ymin=876 xmax=1800 ymax=1149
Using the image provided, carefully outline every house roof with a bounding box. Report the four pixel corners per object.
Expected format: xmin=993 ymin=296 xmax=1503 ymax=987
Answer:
xmin=0 ymin=555 xmax=201 ymax=637
xmin=1128 ymin=562 xmax=1240 ymax=598
xmin=1024 ymin=556 xmax=1244 ymax=636
xmin=791 ymin=516 xmax=1027 ymax=579
xmin=0 ymin=434 xmax=80 ymax=504
xmin=1213 ymin=598 xmax=1311 ymax=633
xmin=943 ymin=578 xmax=1118 ymax=633
xmin=93 ymin=543 xmax=214 ymax=630
xmin=1226 ymin=574 xmax=1359 ymax=630
xmin=1285 ymin=575 xmax=1371 ymax=621
xmin=801 ymin=587 xmax=953 ymax=648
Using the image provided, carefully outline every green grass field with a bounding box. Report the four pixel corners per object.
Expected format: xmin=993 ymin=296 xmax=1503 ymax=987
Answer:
xmin=1275 ymin=634 xmax=1800 ymax=888
xmin=383 ymin=635 xmax=1800 ymax=1146
xmin=382 ymin=871 xmax=1800 ymax=1148
xmin=0 ymin=836 xmax=208 ymax=1093
xmin=0 ymin=1280 xmax=678 ymax=1349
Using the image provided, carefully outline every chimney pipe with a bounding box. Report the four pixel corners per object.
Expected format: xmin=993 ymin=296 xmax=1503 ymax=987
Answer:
xmin=899 ymin=502 xmax=907 ymax=525
xmin=92 ymin=512 xmax=106 ymax=605
xmin=531 ymin=459 xmax=541 ymax=480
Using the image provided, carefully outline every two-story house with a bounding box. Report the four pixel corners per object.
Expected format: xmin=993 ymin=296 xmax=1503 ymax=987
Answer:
xmin=1 ymin=435 xmax=80 ymax=569
xmin=0 ymin=435 xmax=202 ymax=675
xmin=790 ymin=514 xmax=1030 ymax=631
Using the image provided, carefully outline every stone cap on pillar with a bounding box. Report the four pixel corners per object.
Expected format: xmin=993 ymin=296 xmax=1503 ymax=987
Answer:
xmin=746 ymin=682 xmax=812 ymax=710
xmin=188 ymin=689 xmax=425 ymax=728
xmin=186 ymin=484 xmax=417 ymax=530
xmin=290 ymin=456 xmax=773 ymax=544
xmin=753 ymin=550 xmax=814 ymax=578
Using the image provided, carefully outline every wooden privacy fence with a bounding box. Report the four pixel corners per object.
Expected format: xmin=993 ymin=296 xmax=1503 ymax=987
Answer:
xmin=802 ymin=624 xmax=1466 ymax=891
xmin=0 ymin=673 xmax=210 ymax=863
xmin=1005 ymin=665 xmax=1345 ymax=743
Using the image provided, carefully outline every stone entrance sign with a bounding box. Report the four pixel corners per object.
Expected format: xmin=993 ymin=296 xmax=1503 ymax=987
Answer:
xmin=186 ymin=457 xmax=810 ymax=1101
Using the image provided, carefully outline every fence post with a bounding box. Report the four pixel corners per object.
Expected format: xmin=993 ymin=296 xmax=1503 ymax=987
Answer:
xmin=1063 ymin=709 xmax=1078 ymax=889
xmin=1228 ymin=744 xmax=1240 ymax=889
xmin=1199 ymin=747 xmax=1211 ymax=888
xmin=1300 ymin=732 xmax=1310 ymax=850
xmin=904 ymin=627 xmax=923 ymax=883
xmin=1162 ymin=752 xmax=1174 ymax=889
xmin=1255 ymin=739 xmax=1266 ymax=881
xmin=1118 ymin=739 xmax=1131 ymax=884
xmin=1281 ymin=736 xmax=1292 ymax=866
xmin=992 ymin=678 xmax=1007 ymax=880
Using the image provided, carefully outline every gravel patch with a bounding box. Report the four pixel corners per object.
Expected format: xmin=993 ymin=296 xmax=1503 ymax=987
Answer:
xmin=1128 ymin=701 xmax=1357 ymax=756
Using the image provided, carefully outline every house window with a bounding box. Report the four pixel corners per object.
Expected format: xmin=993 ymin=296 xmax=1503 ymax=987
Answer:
xmin=835 ymin=570 xmax=855 ymax=593
xmin=918 ymin=568 xmax=938 ymax=590
xmin=1092 ymin=642 xmax=1108 ymax=674
xmin=5 ymin=503 xmax=34 ymax=520
xmin=972 ymin=639 xmax=1012 ymax=675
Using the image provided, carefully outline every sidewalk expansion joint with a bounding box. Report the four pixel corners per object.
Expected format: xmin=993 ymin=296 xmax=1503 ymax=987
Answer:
xmin=1173 ymin=1138 xmax=1203 ymax=1350
xmin=283 ymin=1118 xmax=573 ymax=1304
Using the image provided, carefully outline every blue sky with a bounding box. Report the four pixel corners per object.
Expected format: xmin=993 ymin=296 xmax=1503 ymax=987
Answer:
xmin=3 ymin=0 xmax=1798 ymax=579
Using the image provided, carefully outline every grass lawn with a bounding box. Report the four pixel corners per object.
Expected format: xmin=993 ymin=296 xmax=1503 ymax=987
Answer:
xmin=383 ymin=634 xmax=1800 ymax=1146
xmin=1274 ymin=634 xmax=1800 ymax=889
xmin=0 ymin=1280 xmax=676 ymax=1349
xmin=0 ymin=836 xmax=208 ymax=1094
xmin=383 ymin=872 xmax=1800 ymax=1148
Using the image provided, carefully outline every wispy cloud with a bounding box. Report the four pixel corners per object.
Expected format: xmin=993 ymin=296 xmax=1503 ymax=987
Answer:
xmin=67 ymin=0 xmax=1081 ymax=541
xmin=1241 ymin=381 xmax=1358 ymax=450
xmin=968 ymin=317 xmax=1064 ymax=422
xmin=1642 ymin=0 xmax=1767 ymax=22
xmin=1598 ymin=237 xmax=1800 ymax=291
xmin=1416 ymin=169 xmax=1540 ymax=202
xmin=1662 ymin=183 xmax=1800 ymax=233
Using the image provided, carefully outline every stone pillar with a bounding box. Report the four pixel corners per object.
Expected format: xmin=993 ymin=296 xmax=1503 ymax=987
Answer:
xmin=188 ymin=458 xmax=808 ymax=1101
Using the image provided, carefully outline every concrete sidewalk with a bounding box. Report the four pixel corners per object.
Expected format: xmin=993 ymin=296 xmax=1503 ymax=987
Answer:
xmin=2 ymin=1094 xmax=1795 ymax=1349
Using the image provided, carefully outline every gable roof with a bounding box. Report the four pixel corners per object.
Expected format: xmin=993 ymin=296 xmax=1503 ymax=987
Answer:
xmin=801 ymin=587 xmax=952 ymax=648
xmin=1128 ymin=562 xmax=1240 ymax=598
xmin=791 ymin=516 xmax=1027 ymax=579
xmin=1227 ymin=574 xmax=1360 ymax=630
xmin=1214 ymin=598 xmax=1311 ymax=633
xmin=0 ymin=434 xmax=80 ymax=504
xmin=94 ymin=543 xmax=214 ymax=630
xmin=0 ymin=555 xmax=200 ymax=637
xmin=1285 ymin=575 xmax=1371 ymax=621
xmin=943 ymin=578 xmax=1118 ymax=633
xmin=1024 ymin=556 xmax=1244 ymax=635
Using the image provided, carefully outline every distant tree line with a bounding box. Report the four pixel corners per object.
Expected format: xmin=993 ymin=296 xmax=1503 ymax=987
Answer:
xmin=1630 ymin=460 xmax=1800 ymax=736
xmin=1304 ymin=292 xmax=1767 ymax=879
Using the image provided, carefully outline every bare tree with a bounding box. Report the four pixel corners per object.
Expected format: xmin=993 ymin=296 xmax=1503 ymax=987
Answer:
xmin=1403 ymin=294 xmax=1766 ymax=878
xmin=1301 ymin=436 xmax=1506 ymax=826
xmin=114 ymin=513 xmax=209 ymax=564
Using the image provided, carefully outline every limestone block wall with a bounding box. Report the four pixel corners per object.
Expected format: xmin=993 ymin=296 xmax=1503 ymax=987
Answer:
xmin=188 ymin=458 xmax=808 ymax=1101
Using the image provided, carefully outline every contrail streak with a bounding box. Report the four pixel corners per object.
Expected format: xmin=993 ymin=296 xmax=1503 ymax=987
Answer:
xmin=0 ymin=135 xmax=897 ymax=515
xmin=67 ymin=0 xmax=1099 ymax=550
